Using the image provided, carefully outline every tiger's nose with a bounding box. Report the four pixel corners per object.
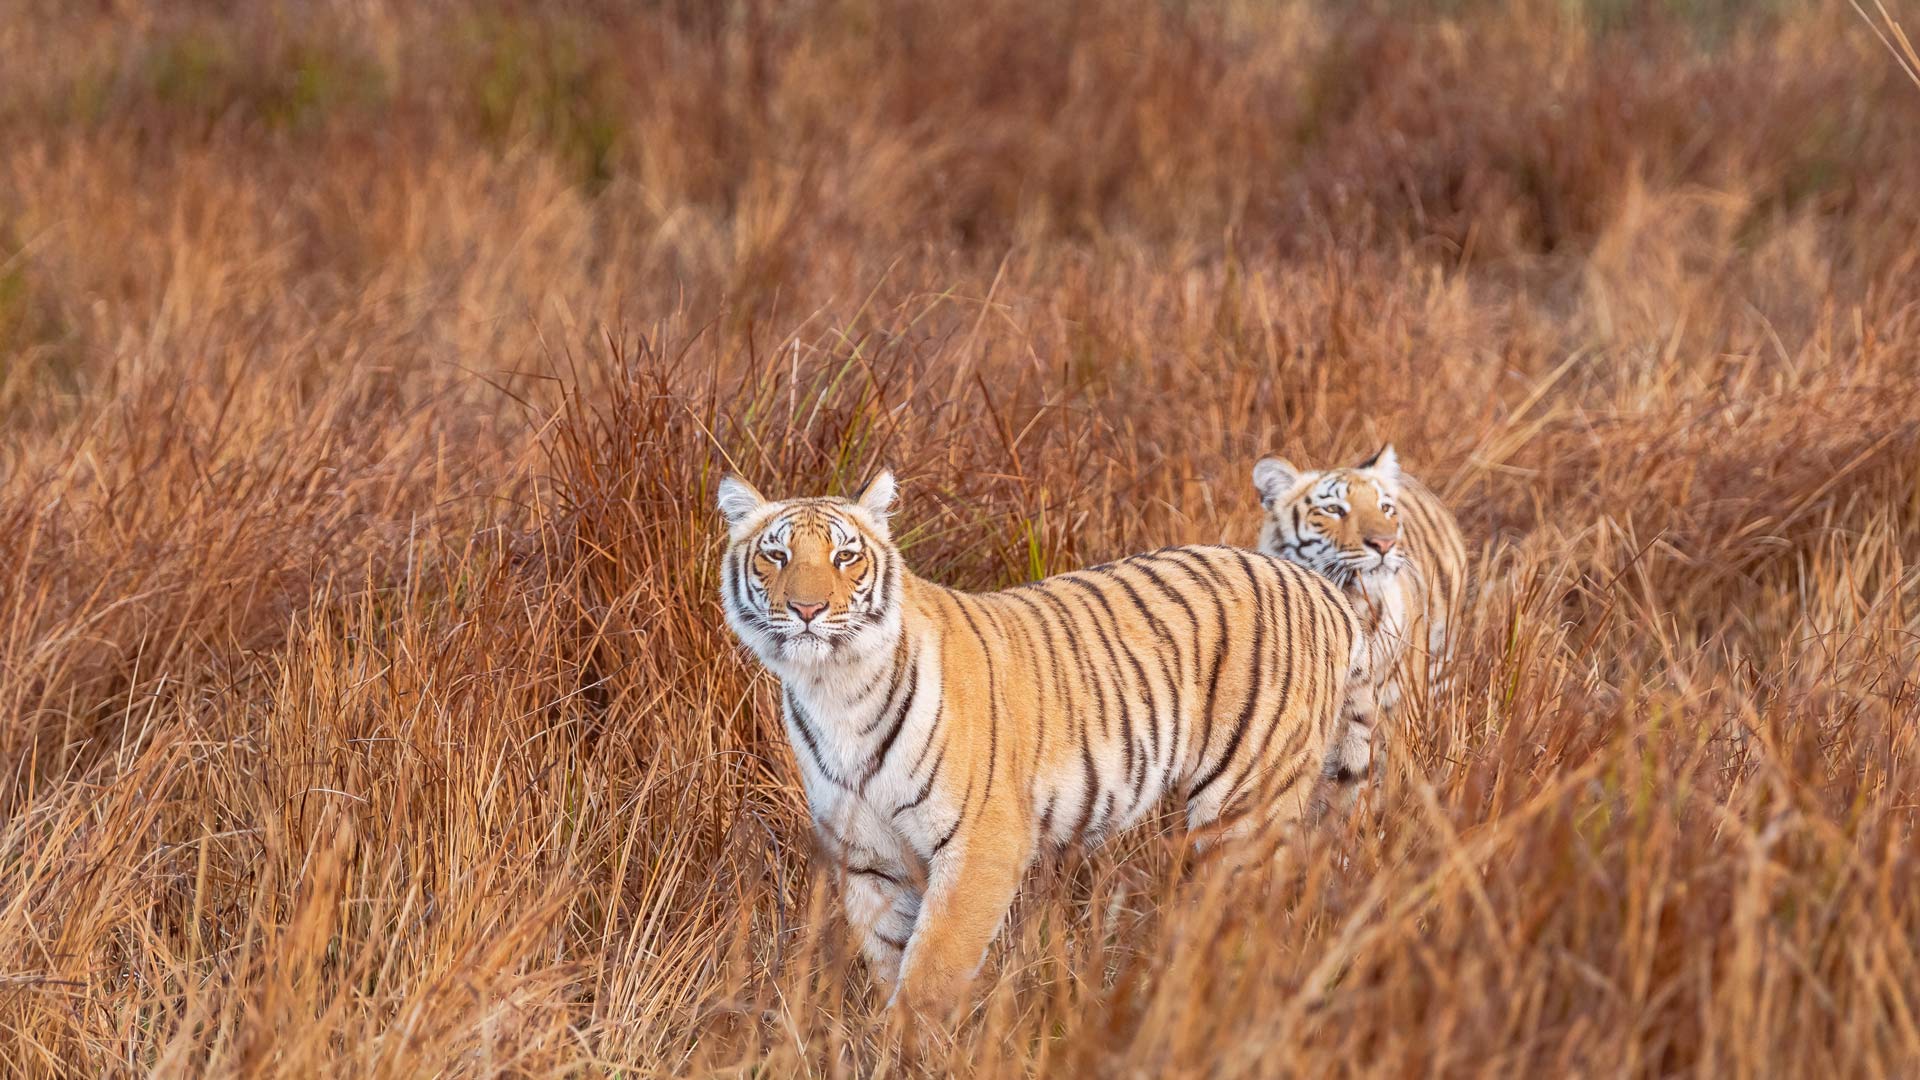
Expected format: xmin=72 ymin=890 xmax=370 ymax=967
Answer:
xmin=1365 ymin=534 xmax=1397 ymax=556
xmin=789 ymin=601 xmax=827 ymax=623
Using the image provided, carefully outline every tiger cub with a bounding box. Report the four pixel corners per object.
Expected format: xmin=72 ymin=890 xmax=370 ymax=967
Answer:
xmin=718 ymin=469 xmax=1364 ymax=1010
xmin=1251 ymin=445 xmax=1468 ymax=791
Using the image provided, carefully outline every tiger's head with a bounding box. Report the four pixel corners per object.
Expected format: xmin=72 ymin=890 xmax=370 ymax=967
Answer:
xmin=716 ymin=469 xmax=902 ymax=670
xmin=1252 ymin=445 xmax=1407 ymax=588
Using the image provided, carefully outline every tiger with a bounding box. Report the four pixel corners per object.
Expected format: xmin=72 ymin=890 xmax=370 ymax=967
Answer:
xmin=717 ymin=469 xmax=1365 ymax=1011
xmin=1250 ymin=445 xmax=1469 ymax=791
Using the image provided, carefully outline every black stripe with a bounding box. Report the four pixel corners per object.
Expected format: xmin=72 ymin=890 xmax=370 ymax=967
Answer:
xmin=857 ymin=637 xmax=911 ymax=735
xmin=727 ymin=547 xmax=761 ymax=626
xmin=1003 ymin=591 xmax=1082 ymax=826
xmin=1238 ymin=556 xmax=1299 ymax=801
xmin=848 ymin=865 xmax=903 ymax=887
xmin=1048 ymin=580 xmax=1141 ymax=807
xmin=931 ymin=777 xmax=974 ymax=856
xmin=1127 ymin=565 xmax=1192 ymax=794
xmin=862 ymin=648 xmax=920 ymax=784
xmin=1009 ymin=585 xmax=1111 ymax=842
xmin=950 ymin=598 xmax=1002 ymax=806
xmin=1071 ymin=745 xmax=1099 ymax=843
xmin=1269 ymin=748 xmax=1316 ymax=801
xmin=1127 ymin=557 xmax=1208 ymax=782
xmin=1089 ymin=563 xmax=1188 ymax=681
xmin=849 ymin=550 xmax=900 ymax=634
xmin=1301 ymin=581 xmax=1324 ymax=728
xmin=1153 ymin=549 xmax=1233 ymax=785
xmin=1010 ymin=586 xmax=1100 ymax=844
xmin=848 ymin=653 xmax=893 ymax=705
xmin=1211 ymin=553 xmax=1290 ymax=812
xmin=1063 ymin=576 xmax=1165 ymax=809
xmin=1028 ymin=587 xmax=1123 ymax=796
xmin=893 ymin=737 xmax=946 ymax=817
xmin=1087 ymin=563 xmax=1187 ymax=793
xmin=901 ymin=696 xmax=944 ymax=780
xmin=984 ymin=599 xmax=1047 ymax=788
xmin=1186 ymin=550 xmax=1271 ymax=802
xmin=1326 ymin=762 xmax=1361 ymax=784
xmin=1124 ymin=560 xmax=1201 ymax=659
xmin=1082 ymin=789 xmax=1114 ymax=843
xmin=879 ymin=551 xmax=900 ymax=614
xmin=785 ymin=688 xmax=849 ymax=789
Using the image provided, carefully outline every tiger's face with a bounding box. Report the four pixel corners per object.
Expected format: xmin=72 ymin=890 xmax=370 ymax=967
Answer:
xmin=1253 ymin=445 xmax=1406 ymax=587
xmin=716 ymin=470 xmax=901 ymax=668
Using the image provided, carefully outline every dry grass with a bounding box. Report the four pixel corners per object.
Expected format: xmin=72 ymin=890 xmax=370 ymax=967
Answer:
xmin=2 ymin=0 xmax=1918 ymax=1075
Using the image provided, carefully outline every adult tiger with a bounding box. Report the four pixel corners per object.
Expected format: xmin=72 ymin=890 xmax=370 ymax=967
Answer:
xmin=1251 ymin=445 xmax=1469 ymax=791
xmin=717 ymin=469 xmax=1363 ymax=1010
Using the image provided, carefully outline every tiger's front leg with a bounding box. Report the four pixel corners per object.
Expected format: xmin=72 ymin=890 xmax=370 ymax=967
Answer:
xmin=840 ymin=865 xmax=921 ymax=989
xmin=891 ymin=814 xmax=1028 ymax=1014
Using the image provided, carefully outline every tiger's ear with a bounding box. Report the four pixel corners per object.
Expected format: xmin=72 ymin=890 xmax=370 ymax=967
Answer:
xmin=716 ymin=474 xmax=767 ymax=531
xmin=1358 ymin=443 xmax=1401 ymax=483
xmin=1252 ymin=457 xmax=1300 ymax=508
xmin=854 ymin=469 xmax=897 ymax=537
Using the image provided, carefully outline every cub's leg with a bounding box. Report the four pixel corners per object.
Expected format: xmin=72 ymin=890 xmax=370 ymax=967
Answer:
xmin=1424 ymin=610 xmax=1457 ymax=706
xmin=892 ymin=817 xmax=1028 ymax=1013
xmin=841 ymin=866 xmax=922 ymax=988
xmin=1320 ymin=632 xmax=1388 ymax=821
xmin=1321 ymin=692 xmax=1379 ymax=819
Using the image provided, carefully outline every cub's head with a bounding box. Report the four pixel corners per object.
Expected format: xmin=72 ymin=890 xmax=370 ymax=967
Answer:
xmin=1252 ymin=445 xmax=1406 ymax=587
xmin=716 ymin=469 xmax=902 ymax=668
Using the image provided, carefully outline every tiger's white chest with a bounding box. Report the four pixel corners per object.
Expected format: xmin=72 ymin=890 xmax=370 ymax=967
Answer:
xmin=773 ymin=630 xmax=951 ymax=875
xmin=1350 ymin=572 xmax=1414 ymax=711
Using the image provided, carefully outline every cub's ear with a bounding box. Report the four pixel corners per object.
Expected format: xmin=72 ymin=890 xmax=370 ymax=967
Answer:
xmin=1357 ymin=443 xmax=1400 ymax=482
xmin=853 ymin=469 xmax=897 ymax=537
xmin=716 ymin=475 xmax=767 ymax=530
xmin=1252 ymin=457 xmax=1299 ymax=508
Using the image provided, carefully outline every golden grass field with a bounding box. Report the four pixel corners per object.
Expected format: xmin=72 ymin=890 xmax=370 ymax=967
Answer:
xmin=3 ymin=1 xmax=1919 ymax=1075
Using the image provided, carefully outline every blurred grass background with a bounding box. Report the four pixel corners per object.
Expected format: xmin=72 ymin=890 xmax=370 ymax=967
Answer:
xmin=2 ymin=0 xmax=1918 ymax=1075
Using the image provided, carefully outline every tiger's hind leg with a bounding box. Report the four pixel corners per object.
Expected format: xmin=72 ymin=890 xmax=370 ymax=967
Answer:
xmin=1182 ymin=747 xmax=1323 ymax=876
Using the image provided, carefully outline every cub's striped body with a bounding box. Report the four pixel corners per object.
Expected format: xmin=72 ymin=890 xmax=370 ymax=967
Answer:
xmin=718 ymin=470 xmax=1363 ymax=1009
xmin=1252 ymin=446 xmax=1469 ymax=787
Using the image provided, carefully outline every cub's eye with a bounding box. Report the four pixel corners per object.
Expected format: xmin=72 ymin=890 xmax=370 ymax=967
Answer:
xmin=1382 ymin=504 xmax=1397 ymax=517
xmin=833 ymin=550 xmax=860 ymax=568
xmin=1320 ymin=505 xmax=1347 ymax=519
xmin=761 ymin=549 xmax=788 ymax=567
